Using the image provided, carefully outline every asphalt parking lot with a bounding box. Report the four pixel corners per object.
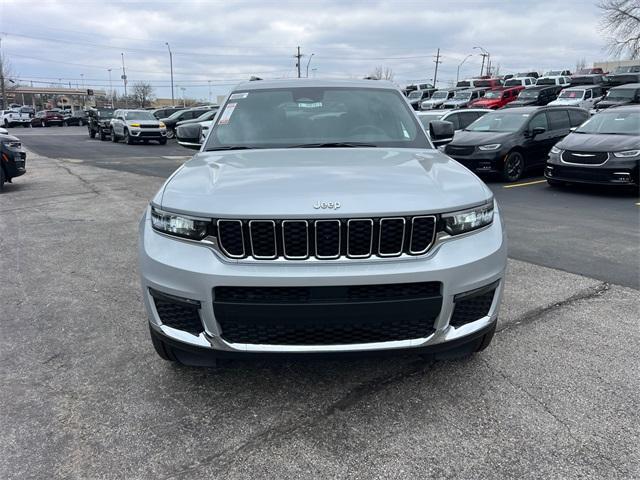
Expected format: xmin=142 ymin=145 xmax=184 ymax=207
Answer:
xmin=1 ymin=127 xmax=639 ymax=479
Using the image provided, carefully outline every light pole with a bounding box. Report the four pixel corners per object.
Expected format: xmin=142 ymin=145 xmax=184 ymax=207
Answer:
xmin=121 ymin=53 xmax=128 ymax=107
xmin=474 ymin=46 xmax=490 ymax=76
xmin=180 ymin=86 xmax=186 ymax=107
xmin=208 ymin=80 xmax=212 ymax=104
xmin=306 ymin=53 xmax=314 ymax=78
xmin=166 ymin=42 xmax=174 ymax=105
xmin=107 ymin=69 xmax=113 ymax=108
xmin=456 ymin=55 xmax=473 ymax=83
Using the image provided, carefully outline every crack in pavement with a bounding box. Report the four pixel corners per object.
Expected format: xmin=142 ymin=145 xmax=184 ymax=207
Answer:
xmin=162 ymin=360 xmax=436 ymax=479
xmin=56 ymin=161 xmax=101 ymax=194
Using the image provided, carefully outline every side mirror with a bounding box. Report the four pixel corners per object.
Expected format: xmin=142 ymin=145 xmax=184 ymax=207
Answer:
xmin=176 ymin=123 xmax=203 ymax=150
xmin=530 ymin=126 xmax=546 ymax=138
xmin=429 ymin=120 xmax=455 ymax=146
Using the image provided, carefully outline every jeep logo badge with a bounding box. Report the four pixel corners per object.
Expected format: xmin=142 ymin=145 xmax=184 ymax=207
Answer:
xmin=314 ymin=201 xmax=341 ymax=210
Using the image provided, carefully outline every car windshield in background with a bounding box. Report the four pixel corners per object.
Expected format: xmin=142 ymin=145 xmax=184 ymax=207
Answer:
xmin=97 ymin=109 xmax=114 ymax=118
xmin=457 ymin=81 xmax=471 ymax=87
xmin=167 ymin=109 xmax=188 ymax=120
xmin=205 ymin=87 xmax=429 ymax=150
xmin=559 ymin=90 xmax=584 ymax=99
xmin=430 ymin=91 xmax=449 ymax=100
xmin=475 ymin=80 xmax=492 ymax=87
xmin=465 ymin=112 xmax=529 ymax=132
xmin=576 ymin=111 xmax=640 ymax=135
xmin=124 ymin=111 xmax=156 ymax=120
xmin=408 ymin=91 xmax=422 ymax=99
xmin=605 ymin=89 xmax=637 ymax=100
xmin=483 ymin=91 xmax=502 ymax=99
xmin=453 ymin=92 xmax=472 ymax=100
xmin=536 ymin=79 xmax=555 ymax=85
xmin=546 ymin=71 xmax=562 ymax=76
xmin=518 ymin=90 xmax=539 ymax=99
xmin=505 ymin=80 xmax=521 ymax=86
xmin=417 ymin=113 xmax=445 ymax=129
xmin=195 ymin=110 xmax=217 ymax=121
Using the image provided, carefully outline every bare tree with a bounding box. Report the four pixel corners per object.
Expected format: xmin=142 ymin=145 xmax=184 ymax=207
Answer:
xmin=575 ymin=58 xmax=587 ymax=71
xmin=599 ymin=0 xmax=640 ymax=59
xmin=367 ymin=66 xmax=395 ymax=81
xmin=0 ymin=51 xmax=18 ymax=109
xmin=132 ymin=82 xmax=155 ymax=108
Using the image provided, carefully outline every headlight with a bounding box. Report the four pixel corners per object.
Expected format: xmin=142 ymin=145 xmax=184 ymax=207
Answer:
xmin=550 ymin=146 xmax=563 ymax=155
xmin=159 ymin=121 xmax=166 ymax=128
xmin=3 ymin=141 xmax=21 ymax=149
xmin=613 ymin=150 xmax=640 ymax=158
xmin=478 ymin=144 xmax=501 ymax=151
xmin=130 ymin=123 xmax=141 ymax=127
xmin=442 ymin=201 xmax=494 ymax=235
xmin=151 ymin=207 xmax=210 ymax=240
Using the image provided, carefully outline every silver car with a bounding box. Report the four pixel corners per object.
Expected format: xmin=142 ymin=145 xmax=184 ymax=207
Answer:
xmin=139 ymin=79 xmax=507 ymax=366
xmin=111 ymin=109 xmax=167 ymax=144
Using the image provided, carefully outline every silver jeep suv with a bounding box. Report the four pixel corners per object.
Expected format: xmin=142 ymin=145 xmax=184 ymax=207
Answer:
xmin=111 ymin=109 xmax=167 ymax=145
xmin=139 ymin=79 xmax=507 ymax=366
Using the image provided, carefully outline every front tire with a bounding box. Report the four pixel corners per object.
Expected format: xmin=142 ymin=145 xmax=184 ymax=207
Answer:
xmin=111 ymin=129 xmax=118 ymax=142
xmin=502 ymin=151 xmax=525 ymax=182
xmin=99 ymin=128 xmax=107 ymax=141
xmin=166 ymin=129 xmax=175 ymax=139
xmin=124 ymin=129 xmax=135 ymax=145
xmin=0 ymin=166 xmax=5 ymax=192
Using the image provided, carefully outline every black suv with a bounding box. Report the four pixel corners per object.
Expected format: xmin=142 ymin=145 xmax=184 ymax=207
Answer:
xmin=87 ymin=108 xmax=115 ymax=141
xmin=434 ymin=106 xmax=589 ymax=182
xmin=160 ymin=107 xmax=215 ymax=138
xmin=593 ymin=83 xmax=640 ymax=112
xmin=504 ymin=85 xmax=563 ymax=108
xmin=604 ymin=65 xmax=640 ymax=87
xmin=0 ymin=131 xmax=26 ymax=192
xmin=152 ymin=107 xmax=183 ymax=120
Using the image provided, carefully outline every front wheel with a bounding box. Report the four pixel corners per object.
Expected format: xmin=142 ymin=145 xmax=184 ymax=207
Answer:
xmin=166 ymin=129 xmax=175 ymax=139
xmin=124 ymin=129 xmax=135 ymax=145
xmin=502 ymin=151 xmax=525 ymax=182
xmin=111 ymin=129 xmax=118 ymax=142
xmin=99 ymin=128 xmax=107 ymax=141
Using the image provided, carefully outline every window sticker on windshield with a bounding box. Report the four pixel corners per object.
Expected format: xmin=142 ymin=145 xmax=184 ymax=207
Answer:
xmin=229 ymin=92 xmax=248 ymax=100
xmin=298 ymin=102 xmax=323 ymax=108
xmin=218 ymin=103 xmax=237 ymax=125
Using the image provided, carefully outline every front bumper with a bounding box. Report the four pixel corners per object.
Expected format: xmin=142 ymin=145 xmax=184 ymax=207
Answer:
xmin=545 ymin=161 xmax=639 ymax=186
xmin=139 ymin=206 xmax=507 ymax=355
xmin=1 ymin=148 xmax=26 ymax=178
xmin=129 ymin=128 xmax=167 ymax=138
xmin=447 ymin=150 xmax=505 ymax=174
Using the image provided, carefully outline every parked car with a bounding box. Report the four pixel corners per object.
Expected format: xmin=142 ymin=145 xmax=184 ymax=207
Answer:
xmin=543 ymin=70 xmax=572 ymax=77
xmin=546 ymin=106 xmax=639 ymax=187
xmin=417 ymin=109 xmax=491 ymax=143
xmin=515 ymin=71 xmax=540 ymax=79
xmin=152 ymin=107 xmax=184 ymax=120
xmin=420 ymin=89 xmax=462 ymax=110
xmin=604 ymin=65 xmax=640 ymax=87
xmin=407 ymin=88 xmax=437 ymax=110
xmin=403 ymin=82 xmax=433 ymax=96
xmin=31 ymin=110 xmax=64 ymax=127
xmin=143 ymin=78 xmax=507 ymax=366
xmin=592 ymin=83 xmax=640 ymax=112
xmin=504 ymin=77 xmax=537 ymax=88
xmin=175 ymin=108 xmax=219 ymax=127
xmin=63 ymin=110 xmax=88 ymax=126
xmin=1 ymin=109 xmax=31 ymax=128
xmin=442 ymin=88 xmax=486 ymax=109
xmin=436 ymin=106 xmax=589 ymax=181
xmin=0 ymin=130 xmax=26 ymax=191
xmin=573 ymin=68 xmax=605 ymax=76
xmin=569 ymin=74 xmax=605 ymax=87
xmin=161 ymin=106 xmax=216 ymax=138
xmin=504 ymin=85 xmax=562 ymax=108
xmin=87 ymin=108 xmax=115 ymax=140
xmin=456 ymin=78 xmax=500 ymax=89
xmin=469 ymin=87 xmax=524 ymax=109
xmin=19 ymin=106 xmax=35 ymax=118
xmin=535 ymin=76 xmax=571 ymax=87
xmin=548 ymin=86 xmax=604 ymax=110
xmin=110 ymin=109 xmax=167 ymax=144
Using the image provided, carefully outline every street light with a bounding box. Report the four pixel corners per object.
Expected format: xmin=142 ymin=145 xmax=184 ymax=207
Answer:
xmin=306 ymin=53 xmax=314 ymax=78
xmin=456 ymin=54 xmax=473 ymax=83
xmin=107 ymin=69 xmax=113 ymax=108
xmin=180 ymin=86 xmax=186 ymax=107
xmin=166 ymin=42 xmax=174 ymax=106
xmin=474 ymin=46 xmax=490 ymax=76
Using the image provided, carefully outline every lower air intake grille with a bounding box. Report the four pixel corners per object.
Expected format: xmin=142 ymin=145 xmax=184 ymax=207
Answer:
xmin=151 ymin=289 xmax=203 ymax=335
xmin=214 ymin=282 xmax=442 ymax=345
xmin=450 ymin=284 xmax=497 ymax=327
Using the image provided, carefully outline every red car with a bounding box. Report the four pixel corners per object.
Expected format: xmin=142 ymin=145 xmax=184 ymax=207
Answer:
xmin=31 ymin=110 xmax=65 ymax=127
xmin=469 ymin=86 xmax=524 ymax=109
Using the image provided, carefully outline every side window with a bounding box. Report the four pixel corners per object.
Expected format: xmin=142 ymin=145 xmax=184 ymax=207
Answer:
xmin=547 ymin=110 xmax=571 ymax=130
xmin=458 ymin=112 xmax=478 ymax=129
xmin=445 ymin=114 xmax=461 ymax=130
xmin=529 ymin=113 xmax=549 ymax=132
xmin=585 ymin=90 xmax=592 ymax=100
xmin=568 ymin=109 xmax=588 ymax=127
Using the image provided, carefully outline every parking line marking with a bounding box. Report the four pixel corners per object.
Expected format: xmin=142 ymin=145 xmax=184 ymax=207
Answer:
xmin=503 ymin=179 xmax=547 ymax=189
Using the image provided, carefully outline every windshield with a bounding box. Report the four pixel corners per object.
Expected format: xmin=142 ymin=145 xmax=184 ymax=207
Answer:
xmin=505 ymin=79 xmax=521 ymax=86
xmin=408 ymin=90 xmax=423 ymax=99
xmin=576 ymin=111 xmax=639 ymax=135
xmin=430 ymin=91 xmax=449 ymax=100
xmin=417 ymin=112 xmax=445 ymax=129
xmin=536 ymin=78 xmax=555 ymax=85
xmin=465 ymin=111 xmax=530 ymax=132
xmin=605 ymin=88 xmax=638 ymax=100
xmin=124 ymin=111 xmax=155 ymax=120
xmin=195 ymin=109 xmax=218 ymax=121
xmin=456 ymin=81 xmax=471 ymax=88
xmin=167 ymin=109 xmax=188 ymax=120
xmin=483 ymin=91 xmax=503 ymax=99
xmin=518 ymin=90 xmax=540 ymax=99
xmin=475 ymin=80 xmax=493 ymax=87
xmin=546 ymin=71 xmax=562 ymax=76
xmin=97 ymin=109 xmax=114 ymax=118
xmin=558 ymin=89 xmax=584 ymax=99
xmin=205 ymin=86 xmax=429 ymax=150
xmin=453 ymin=91 xmax=472 ymax=100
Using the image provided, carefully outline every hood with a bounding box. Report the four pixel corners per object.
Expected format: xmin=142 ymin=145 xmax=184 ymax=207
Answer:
xmin=0 ymin=133 xmax=20 ymax=143
xmin=557 ymin=133 xmax=640 ymax=152
xmin=160 ymin=148 xmax=492 ymax=217
xmin=448 ymin=131 xmax=516 ymax=147
xmin=596 ymin=99 xmax=632 ymax=109
xmin=548 ymin=98 xmax=581 ymax=106
xmin=444 ymin=99 xmax=469 ymax=106
xmin=422 ymin=98 xmax=445 ymax=107
xmin=505 ymin=99 xmax=537 ymax=107
xmin=127 ymin=120 xmax=159 ymax=126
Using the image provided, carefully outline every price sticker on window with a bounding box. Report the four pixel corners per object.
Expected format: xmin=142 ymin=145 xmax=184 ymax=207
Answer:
xmin=218 ymin=103 xmax=237 ymax=125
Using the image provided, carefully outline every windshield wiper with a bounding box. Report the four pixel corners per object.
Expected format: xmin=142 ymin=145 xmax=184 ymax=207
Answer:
xmin=289 ymin=142 xmax=377 ymax=148
xmin=206 ymin=145 xmax=260 ymax=151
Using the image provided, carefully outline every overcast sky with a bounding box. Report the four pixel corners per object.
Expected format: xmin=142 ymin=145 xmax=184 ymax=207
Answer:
xmin=0 ymin=0 xmax=608 ymax=101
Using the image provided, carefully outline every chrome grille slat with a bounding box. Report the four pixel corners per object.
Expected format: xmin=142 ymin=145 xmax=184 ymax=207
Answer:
xmin=214 ymin=216 xmax=437 ymax=260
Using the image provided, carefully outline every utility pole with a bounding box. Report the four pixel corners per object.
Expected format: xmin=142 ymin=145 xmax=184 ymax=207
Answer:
xmin=295 ymin=46 xmax=302 ymax=78
xmin=0 ymin=38 xmax=6 ymax=110
xmin=166 ymin=42 xmax=174 ymax=106
xmin=433 ymin=48 xmax=442 ymax=87
xmin=474 ymin=46 xmax=490 ymax=77
xmin=121 ymin=53 xmax=128 ymax=107
xmin=108 ymin=69 xmax=113 ymax=108
xmin=306 ymin=53 xmax=314 ymax=78
xmin=208 ymin=80 xmax=212 ymax=104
